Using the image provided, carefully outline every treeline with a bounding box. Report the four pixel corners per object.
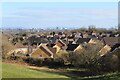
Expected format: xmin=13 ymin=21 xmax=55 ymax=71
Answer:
xmin=72 ymin=28 xmax=118 ymax=33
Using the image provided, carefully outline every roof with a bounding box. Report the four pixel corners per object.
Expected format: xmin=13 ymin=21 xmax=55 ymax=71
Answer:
xmin=39 ymin=43 xmax=57 ymax=55
xmin=67 ymin=35 xmax=75 ymax=39
xmin=55 ymin=40 xmax=65 ymax=47
xmin=110 ymin=43 xmax=120 ymax=52
xmin=99 ymin=45 xmax=111 ymax=56
xmin=66 ymin=44 xmax=79 ymax=51
xmin=7 ymin=48 xmax=28 ymax=55
xmin=61 ymin=39 xmax=69 ymax=45
xmin=102 ymin=37 xmax=119 ymax=47
xmin=46 ymin=44 xmax=56 ymax=47
xmin=60 ymin=37 xmax=66 ymax=40
xmin=76 ymin=38 xmax=91 ymax=44
xmin=47 ymin=47 xmax=57 ymax=54
xmin=39 ymin=46 xmax=52 ymax=56
xmin=15 ymin=43 xmax=27 ymax=48
xmin=69 ymin=41 xmax=73 ymax=44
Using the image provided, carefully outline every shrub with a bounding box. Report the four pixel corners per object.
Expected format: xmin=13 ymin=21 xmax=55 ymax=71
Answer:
xmin=56 ymin=50 xmax=69 ymax=64
xmin=2 ymin=54 xmax=24 ymax=63
xmin=43 ymin=58 xmax=64 ymax=67
xmin=65 ymin=43 xmax=102 ymax=67
xmin=23 ymin=57 xmax=43 ymax=66
xmin=55 ymin=43 xmax=104 ymax=73
xmin=99 ymin=48 xmax=120 ymax=72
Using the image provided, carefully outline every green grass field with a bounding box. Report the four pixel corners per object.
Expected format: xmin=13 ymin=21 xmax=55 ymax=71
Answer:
xmin=2 ymin=63 xmax=69 ymax=78
xmin=2 ymin=63 xmax=120 ymax=80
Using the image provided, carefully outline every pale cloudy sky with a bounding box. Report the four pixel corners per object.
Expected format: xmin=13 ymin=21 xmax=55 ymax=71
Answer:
xmin=2 ymin=2 xmax=118 ymax=29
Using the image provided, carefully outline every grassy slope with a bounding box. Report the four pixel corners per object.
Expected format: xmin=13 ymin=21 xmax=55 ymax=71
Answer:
xmin=2 ymin=63 xmax=69 ymax=78
xmin=2 ymin=63 xmax=120 ymax=80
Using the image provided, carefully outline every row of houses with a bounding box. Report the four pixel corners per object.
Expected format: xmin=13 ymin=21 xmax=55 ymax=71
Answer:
xmin=8 ymin=36 xmax=120 ymax=59
xmin=12 ymin=30 xmax=119 ymax=46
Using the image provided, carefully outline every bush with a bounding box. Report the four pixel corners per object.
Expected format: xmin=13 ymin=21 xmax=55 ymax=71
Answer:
xmin=99 ymin=49 xmax=119 ymax=72
xmin=2 ymin=54 xmax=24 ymax=63
xmin=24 ymin=57 xmax=43 ymax=66
xmin=7 ymin=56 xmax=20 ymax=60
xmin=56 ymin=50 xmax=69 ymax=64
xmin=62 ymin=43 xmax=102 ymax=67
xmin=23 ymin=57 xmax=65 ymax=67
xmin=55 ymin=43 xmax=104 ymax=73
xmin=43 ymin=58 xmax=64 ymax=68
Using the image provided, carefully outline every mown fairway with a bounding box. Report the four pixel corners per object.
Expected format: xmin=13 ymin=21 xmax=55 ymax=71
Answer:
xmin=2 ymin=63 xmax=70 ymax=78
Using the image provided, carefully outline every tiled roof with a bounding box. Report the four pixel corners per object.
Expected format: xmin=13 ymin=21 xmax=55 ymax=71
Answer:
xmin=110 ymin=43 xmax=120 ymax=52
xmin=76 ymin=38 xmax=91 ymax=44
xmin=102 ymin=37 xmax=120 ymax=47
xmin=66 ymin=44 xmax=79 ymax=51
xmin=55 ymin=40 xmax=65 ymax=47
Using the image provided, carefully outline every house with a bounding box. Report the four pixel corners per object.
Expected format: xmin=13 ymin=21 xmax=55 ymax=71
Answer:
xmin=99 ymin=37 xmax=120 ymax=57
xmin=82 ymin=33 xmax=88 ymax=38
xmin=102 ymin=37 xmax=119 ymax=47
xmin=46 ymin=43 xmax=56 ymax=47
xmin=61 ymin=38 xmax=69 ymax=44
xmin=54 ymin=39 xmax=68 ymax=53
xmin=53 ymin=45 xmax=61 ymax=53
xmin=31 ymin=43 xmax=57 ymax=58
xmin=66 ymin=44 xmax=83 ymax=52
xmin=55 ymin=39 xmax=66 ymax=47
xmin=15 ymin=42 xmax=27 ymax=48
xmin=66 ymin=38 xmax=75 ymax=44
xmin=67 ymin=35 xmax=75 ymax=39
xmin=99 ymin=45 xmax=111 ymax=56
xmin=106 ymin=33 xmax=111 ymax=37
xmin=75 ymin=38 xmax=95 ymax=44
xmin=7 ymin=48 xmax=28 ymax=57
xmin=110 ymin=43 xmax=120 ymax=52
xmin=92 ymin=32 xmax=98 ymax=37
xmin=109 ymin=47 xmax=120 ymax=57
xmin=99 ymin=47 xmax=120 ymax=71
xmin=60 ymin=36 xmax=66 ymax=40
xmin=109 ymin=34 xmax=115 ymax=37
xmin=58 ymin=32 xmax=63 ymax=35
xmin=100 ymin=33 xmax=107 ymax=38
xmin=114 ymin=34 xmax=119 ymax=37
xmin=74 ymin=32 xmax=82 ymax=38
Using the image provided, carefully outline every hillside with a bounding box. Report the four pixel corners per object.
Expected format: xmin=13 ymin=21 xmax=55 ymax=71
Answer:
xmin=2 ymin=34 xmax=16 ymax=54
xmin=2 ymin=63 xmax=120 ymax=80
xmin=2 ymin=63 xmax=69 ymax=78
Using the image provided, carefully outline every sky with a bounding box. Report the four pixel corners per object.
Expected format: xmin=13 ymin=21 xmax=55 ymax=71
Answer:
xmin=2 ymin=2 xmax=118 ymax=29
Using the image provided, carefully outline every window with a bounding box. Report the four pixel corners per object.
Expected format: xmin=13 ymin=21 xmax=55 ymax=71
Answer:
xmin=40 ymin=55 xmax=42 ymax=57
